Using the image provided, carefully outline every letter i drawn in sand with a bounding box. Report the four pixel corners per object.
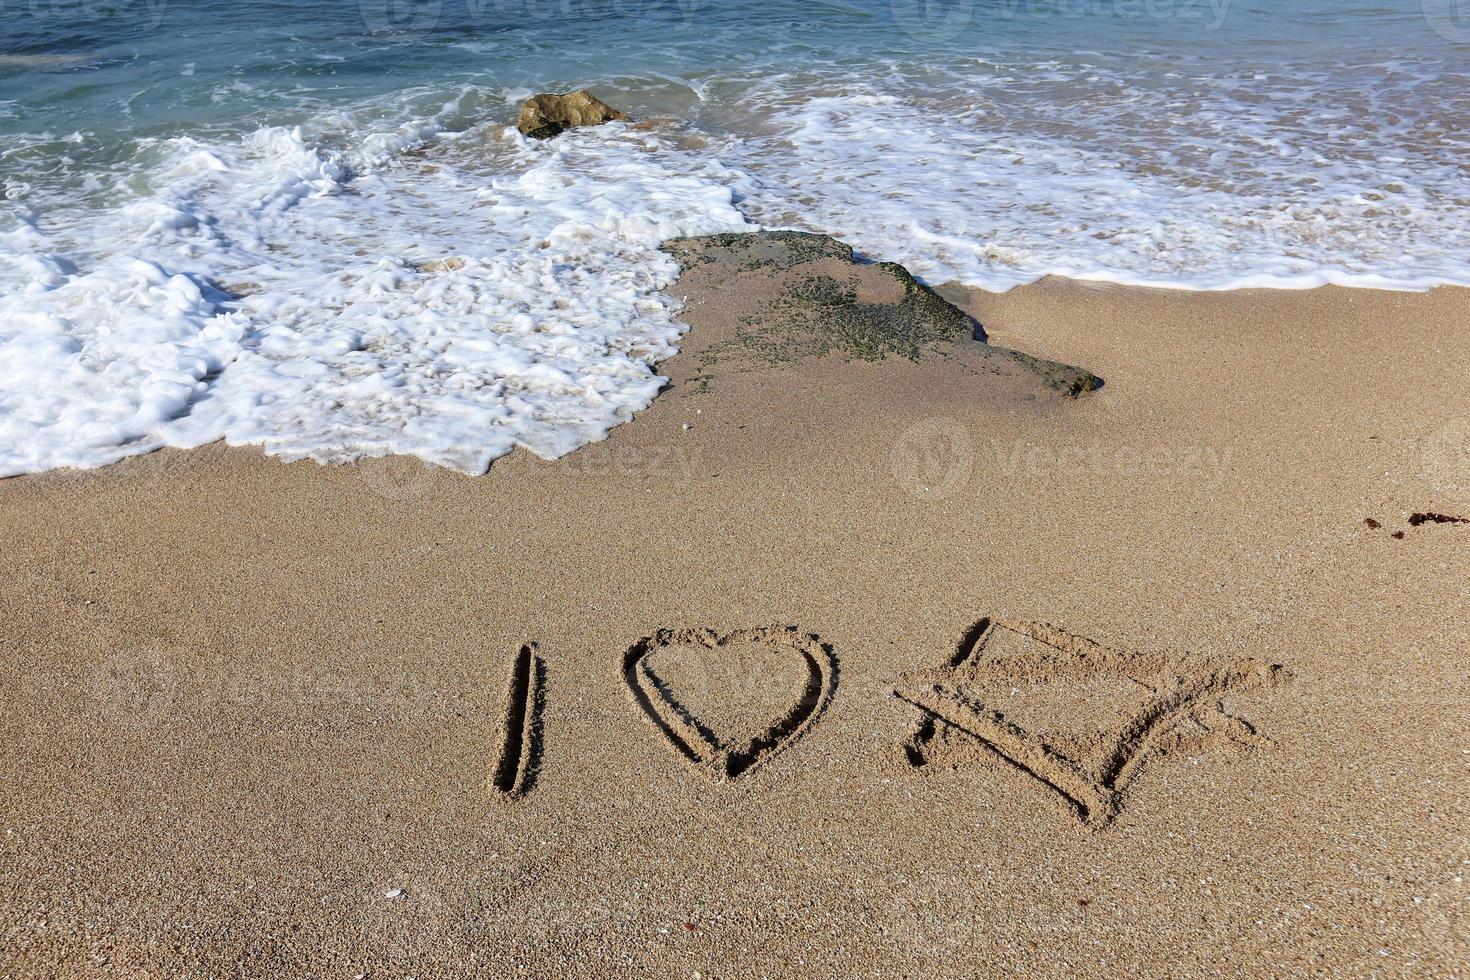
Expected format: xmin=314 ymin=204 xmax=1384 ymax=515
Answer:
xmin=489 ymin=643 xmax=546 ymax=800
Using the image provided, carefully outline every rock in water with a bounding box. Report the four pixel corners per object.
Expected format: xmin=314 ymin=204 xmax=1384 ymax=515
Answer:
xmin=660 ymin=231 xmax=1103 ymax=397
xmin=516 ymin=91 xmax=629 ymax=139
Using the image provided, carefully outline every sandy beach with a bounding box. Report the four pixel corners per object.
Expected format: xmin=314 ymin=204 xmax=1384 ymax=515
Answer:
xmin=2 ymin=238 xmax=1467 ymax=975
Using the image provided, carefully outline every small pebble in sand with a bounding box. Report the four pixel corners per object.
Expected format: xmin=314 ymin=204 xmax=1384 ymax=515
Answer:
xmin=384 ymin=888 xmax=405 ymax=900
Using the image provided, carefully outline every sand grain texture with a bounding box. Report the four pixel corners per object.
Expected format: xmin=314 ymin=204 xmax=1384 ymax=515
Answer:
xmin=1 ymin=269 xmax=1468 ymax=976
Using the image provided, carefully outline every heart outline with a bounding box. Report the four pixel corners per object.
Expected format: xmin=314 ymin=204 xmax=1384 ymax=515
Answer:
xmin=623 ymin=626 xmax=837 ymax=782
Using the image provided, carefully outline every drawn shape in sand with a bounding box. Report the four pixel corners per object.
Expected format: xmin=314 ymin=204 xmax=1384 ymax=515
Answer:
xmin=894 ymin=618 xmax=1290 ymax=829
xmin=489 ymin=643 xmax=546 ymax=799
xmin=623 ymin=626 xmax=837 ymax=782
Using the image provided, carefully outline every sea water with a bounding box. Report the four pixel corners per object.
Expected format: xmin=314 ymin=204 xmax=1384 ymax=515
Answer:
xmin=2 ymin=0 xmax=1467 ymax=475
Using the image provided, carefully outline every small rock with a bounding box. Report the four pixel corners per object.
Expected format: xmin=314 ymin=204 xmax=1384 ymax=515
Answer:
xmin=383 ymin=888 xmax=405 ymax=900
xmin=660 ymin=230 xmax=1102 ymax=396
xmin=517 ymin=90 xmax=629 ymax=140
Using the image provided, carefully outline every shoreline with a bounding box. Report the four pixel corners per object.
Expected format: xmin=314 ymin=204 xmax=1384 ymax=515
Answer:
xmin=2 ymin=269 xmax=1468 ymax=975
xmin=8 ymin=267 xmax=1470 ymax=492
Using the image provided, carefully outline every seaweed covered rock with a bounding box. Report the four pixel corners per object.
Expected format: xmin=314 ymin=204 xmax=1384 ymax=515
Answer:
xmin=660 ymin=231 xmax=1102 ymax=397
xmin=516 ymin=90 xmax=629 ymax=139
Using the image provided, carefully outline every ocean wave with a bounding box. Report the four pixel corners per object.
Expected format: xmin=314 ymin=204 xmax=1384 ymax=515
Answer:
xmin=4 ymin=36 xmax=1470 ymax=477
xmin=0 ymin=103 xmax=751 ymax=477
xmin=714 ymin=62 xmax=1470 ymax=291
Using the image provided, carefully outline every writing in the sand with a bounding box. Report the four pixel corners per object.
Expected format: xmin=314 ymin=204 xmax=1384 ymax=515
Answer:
xmin=486 ymin=620 xmax=1289 ymax=830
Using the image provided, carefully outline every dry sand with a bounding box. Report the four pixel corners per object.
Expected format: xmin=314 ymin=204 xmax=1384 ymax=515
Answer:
xmin=2 ymin=243 xmax=1468 ymax=976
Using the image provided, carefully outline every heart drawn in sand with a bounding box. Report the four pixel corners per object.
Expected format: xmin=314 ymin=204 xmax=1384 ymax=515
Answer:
xmin=623 ymin=626 xmax=837 ymax=782
xmin=895 ymin=618 xmax=1290 ymax=829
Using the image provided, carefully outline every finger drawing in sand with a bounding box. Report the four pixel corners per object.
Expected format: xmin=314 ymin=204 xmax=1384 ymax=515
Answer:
xmin=7 ymin=0 xmax=1465 ymax=969
xmin=488 ymin=643 xmax=546 ymax=800
xmin=622 ymin=626 xmax=837 ymax=782
xmin=894 ymin=619 xmax=1291 ymax=829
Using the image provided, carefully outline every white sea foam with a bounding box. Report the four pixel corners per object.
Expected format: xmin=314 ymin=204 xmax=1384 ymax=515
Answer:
xmin=5 ymin=50 xmax=1470 ymax=479
xmin=0 ymin=101 xmax=750 ymax=477
xmin=716 ymin=66 xmax=1470 ymax=292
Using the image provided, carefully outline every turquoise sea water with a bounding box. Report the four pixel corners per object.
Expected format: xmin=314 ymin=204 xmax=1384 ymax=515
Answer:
xmin=2 ymin=0 xmax=1468 ymax=474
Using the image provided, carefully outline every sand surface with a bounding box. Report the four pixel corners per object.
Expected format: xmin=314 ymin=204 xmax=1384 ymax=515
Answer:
xmin=2 ymin=262 xmax=1468 ymax=976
